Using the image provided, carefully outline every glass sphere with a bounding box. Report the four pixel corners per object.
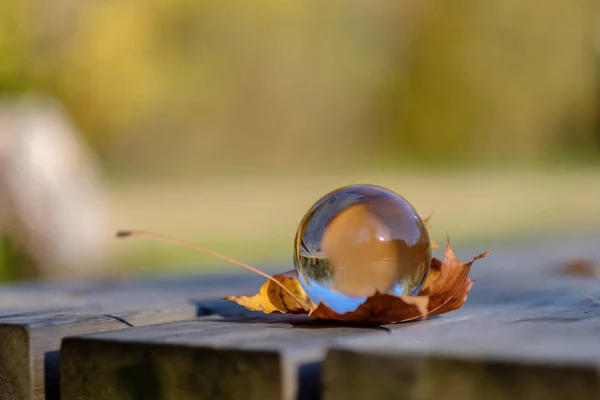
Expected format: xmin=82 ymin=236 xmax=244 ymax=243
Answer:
xmin=293 ymin=184 xmax=431 ymax=314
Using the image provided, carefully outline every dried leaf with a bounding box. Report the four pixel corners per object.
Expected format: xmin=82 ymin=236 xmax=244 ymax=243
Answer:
xmin=224 ymin=270 xmax=312 ymax=314
xmin=223 ymin=241 xmax=490 ymax=324
xmin=424 ymin=241 xmax=491 ymax=317
xmin=420 ymin=260 xmax=441 ymax=292
xmin=117 ymin=227 xmax=487 ymax=324
xmin=421 ymin=212 xmax=439 ymax=249
xmin=309 ymin=294 xmax=429 ymax=324
xmin=561 ymin=257 xmax=600 ymax=278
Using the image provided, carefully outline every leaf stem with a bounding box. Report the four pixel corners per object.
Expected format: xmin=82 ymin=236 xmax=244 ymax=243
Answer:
xmin=116 ymin=230 xmax=309 ymax=311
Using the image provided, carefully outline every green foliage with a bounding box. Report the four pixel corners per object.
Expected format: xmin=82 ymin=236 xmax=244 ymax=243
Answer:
xmin=0 ymin=1 xmax=34 ymax=93
xmin=380 ymin=0 xmax=600 ymax=164
xmin=0 ymin=236 xmax=16 ymax=282
xmin=0 ymin=236 xmax=38 ymax=282
xmin=1 ymin=0 xmax=599 ymax=172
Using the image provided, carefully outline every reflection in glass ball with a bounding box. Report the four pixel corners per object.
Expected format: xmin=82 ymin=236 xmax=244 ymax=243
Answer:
xmin=293 ymin=185 xmax=431 ymax=314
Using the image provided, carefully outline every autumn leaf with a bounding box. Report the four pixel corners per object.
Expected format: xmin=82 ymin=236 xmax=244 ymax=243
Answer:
xmin=224 ymin=240 xmax=490 ymax=324
xmin=224 ymin=270 xmax=312 ymax=314
xmin=421 ymin=212 xmax=439 ymax=250
xmin=308 ymin=293 xmax=429 ymax=324
xmin=560 ymin=257 xmax=600 ymax=278
xmin=423 ymin=241 xmax=491 ymax=317
xmin=114 ymin=228 xmax=489 ymax=325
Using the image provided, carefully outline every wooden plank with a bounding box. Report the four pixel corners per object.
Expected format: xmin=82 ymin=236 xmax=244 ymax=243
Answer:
xmin=0 ymin=287 xmax=88 ymax=316
xmin=0 ymin=325 xmax=29 ymax=400
xmin=5 ymin=232 xmax=600 ymax=399
xmin=324 ymin=351 xmax=600 ymax=400
xmin=61 ymin=276 xmax=600 ymax=400
xmin=0 ymin=275 xmax=262 ymax=400
xmin=1 ymin=303 xmax=197 ymax=400
xmin=0 ymin=273 xmax=266 ymax=311
xmin=322 ymin=287 xmax=600 ymax=400
xmin=61 ymin=331 xmax=284 ymax=400
xmin=60 ymin=311 xmax=375 ymax=400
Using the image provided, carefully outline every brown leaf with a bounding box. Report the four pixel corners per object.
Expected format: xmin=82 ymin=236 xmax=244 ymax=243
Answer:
xmin=223 ymin=241 xmax=490 ymax=324
xmin=420 ymin=258 xmax=441 ymax=292
xmin=224 ymin=270 xmax=312 ymax=314
xmin=308 ymin=294 xmax=429 ymax=325
xmin=306 ymin=241 xmax=489 ymax=324
xmin=424 ymin=241 xmax=492 ymax=317
xmin=561 ymin=257 xmax=600 ymax=278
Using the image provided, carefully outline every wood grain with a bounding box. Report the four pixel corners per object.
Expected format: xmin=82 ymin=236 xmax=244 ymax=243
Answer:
xmin=0 ymin=275 xmax=262 ymax=400
xmin=61 ymin=277 xmax=600 ymax=400
xmin=0 ymin=326 xmax=29 ymax=400
xmin=1 ymin=304 xmax=197 ymax=400
xmin=5 ymin=234 xmax=600 ymax=399
xmin=324 ymin=350 xmax=600 ymax=400
xmin=61 ymin=311 xmax=386 ymax=400
xmin=322 ymin=285 xmax=600 ymax=400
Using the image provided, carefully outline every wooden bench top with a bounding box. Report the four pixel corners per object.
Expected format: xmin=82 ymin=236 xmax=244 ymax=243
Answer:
xmin=2 ymin=234 xmax=600 ymax=400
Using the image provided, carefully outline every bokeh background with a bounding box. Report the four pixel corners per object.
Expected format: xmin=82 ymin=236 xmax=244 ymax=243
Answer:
xmin=2 ymin=0 xmax=600 ymax=281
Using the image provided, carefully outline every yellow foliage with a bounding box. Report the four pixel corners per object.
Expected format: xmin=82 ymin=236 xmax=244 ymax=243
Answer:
xmin=224 ymin=270 xmax=312 ymax=314
xmin=1 ymin=0 xmax=599 ymax=169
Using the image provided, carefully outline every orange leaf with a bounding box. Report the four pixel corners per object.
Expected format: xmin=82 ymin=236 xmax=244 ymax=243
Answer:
xmin=561 ymin=257 xmax=600 ymax=278
xmin=224 ymin=270 xmax=312 ymax=314
xmin=223 ymin=241 xmax=490 ymax=324
xmin=115 ymin=228 xmax=487 ymax=323
xmin=420 ymin=262 xmax=440 ymax=292
xmin=308 ymin=294 xmax=429 ymax=325
xmin=425 ymin=240 xmax=491 ymax=317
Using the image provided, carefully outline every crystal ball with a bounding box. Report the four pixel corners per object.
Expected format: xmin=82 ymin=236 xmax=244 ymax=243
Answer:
xmin=293 ymin=184 xmax=431 ymax=314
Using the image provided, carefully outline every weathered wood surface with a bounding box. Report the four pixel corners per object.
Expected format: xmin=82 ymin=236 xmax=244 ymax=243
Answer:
xmin=0 ymin=275 xmax=264 ymax=400
xmin=2 ymin=233 xmax=600 ymax=400
xmin=324 ymin=289 xmax=600 ymax=400
xmin=59 ymin=233 xmax=600 ymax=400
xmin=324 ymin=351 xmax=600 ymax=400
xmin=60 ymin=284 xmax=600 ymax=400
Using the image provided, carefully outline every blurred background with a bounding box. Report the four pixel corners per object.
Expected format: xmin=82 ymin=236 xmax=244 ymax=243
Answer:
xmin=1 ymin=0 xmax=600 ymax=281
